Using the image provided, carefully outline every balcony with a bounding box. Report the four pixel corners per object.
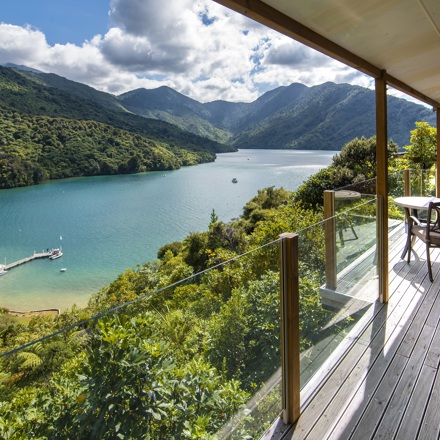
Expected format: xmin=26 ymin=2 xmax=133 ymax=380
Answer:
xmin=267 ymin=221 xmax=440 ymax=439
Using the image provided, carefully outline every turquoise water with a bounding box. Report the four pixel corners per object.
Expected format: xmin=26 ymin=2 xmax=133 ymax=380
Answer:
xmin=0 ymin=149 xmax=334 ymax=311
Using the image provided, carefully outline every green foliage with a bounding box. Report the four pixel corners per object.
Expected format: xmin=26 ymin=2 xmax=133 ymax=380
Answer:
xmin=294 ymin=136 xmax=398 ymax=209
xmin=0 ymin=107 xmax=212 ymax=188
xmin=240 ymin=186 xmax=291 ymax=233
xmin=403 ymin=121 xmax=437 ymax=169
xmin=0 ymin=66 xmax=242 ymax=189
xmin=157 ymin=241 xmax=182 ymax=260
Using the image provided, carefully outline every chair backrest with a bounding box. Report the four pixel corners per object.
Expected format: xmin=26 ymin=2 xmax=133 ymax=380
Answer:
xmin=426 ymin=201 xmax=440 ymax=242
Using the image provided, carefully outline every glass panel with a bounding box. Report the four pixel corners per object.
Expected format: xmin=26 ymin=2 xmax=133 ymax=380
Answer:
xmin=410 ymin=168 xmax=436 ymax=197
xmin=388 ymin=168 xmax=436 ymax=199
xmin=0 ymin=240 xmax=281 ymax=439
xmin=331 ymin=179 xmax=376 ymax=216
xmin=297 ymin=198 xmax=378 ymax=389
xmin=388 ymin=169 xmax=406 ymax=199
xmin=333 ymin=178 xmax=377 ymax=197
xmin=388 ymin=169 xmax=436 ymax=246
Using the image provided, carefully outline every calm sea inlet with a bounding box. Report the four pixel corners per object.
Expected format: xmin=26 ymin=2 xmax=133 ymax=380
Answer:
xmin=0 ymin=149 xmax=335 ymax=311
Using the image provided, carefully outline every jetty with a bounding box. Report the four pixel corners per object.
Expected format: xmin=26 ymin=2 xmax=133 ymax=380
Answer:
xmin=2 ymin=250 xmax=58 ymax=271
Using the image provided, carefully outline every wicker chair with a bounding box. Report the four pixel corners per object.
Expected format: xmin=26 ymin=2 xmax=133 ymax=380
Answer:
xmin=407 ymin=201 xmax=440 ymax=282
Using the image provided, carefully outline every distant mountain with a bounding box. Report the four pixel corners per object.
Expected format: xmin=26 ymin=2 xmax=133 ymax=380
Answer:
xmin=118 ymin=86 xmax=232 ymax=143
xmin=119 ymin=81 xmax=435 ymax=150
xmin=1 ymin=65 xmax=231 ymax=155
xmin=4 ymin=64 xmax=436 ymax=151
xmin=3 ymin=63 xmax=43 ymax=74
xmin=0 ymin=65 xmax=236 ymax=189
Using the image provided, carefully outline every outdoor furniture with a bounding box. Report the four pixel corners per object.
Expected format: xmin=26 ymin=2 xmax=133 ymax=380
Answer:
xmin=334 ymin=190 xmax=361 ymax=246
xmin=395 ymin=196 xmax=440 ymax=281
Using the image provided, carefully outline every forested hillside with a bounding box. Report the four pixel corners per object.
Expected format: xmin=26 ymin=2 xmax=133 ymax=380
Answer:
xmin=8 ymin=65 xmax=435 ymax=153
xmin=118 ymin=82 xmax=436 ymax=150
xmin=0 ymin=66 xmax=234 ymax=189
xmin=0 ymin=106 xmax=213 ymax=188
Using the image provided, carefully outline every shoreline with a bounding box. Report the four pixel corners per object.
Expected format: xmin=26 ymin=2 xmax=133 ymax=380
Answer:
xmin=6 ymin=308 xmax=60 ymax=318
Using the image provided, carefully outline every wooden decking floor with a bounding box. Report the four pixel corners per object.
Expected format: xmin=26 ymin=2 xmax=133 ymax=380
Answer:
xmin=272 ymin=224 xmax=440 ymax=440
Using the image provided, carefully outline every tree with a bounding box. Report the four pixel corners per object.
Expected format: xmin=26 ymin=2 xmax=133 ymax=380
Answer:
xmin=403 ymin=122 xmax=437 ymax=169
xmin=294 ymin=136 xmax=398 ymax=209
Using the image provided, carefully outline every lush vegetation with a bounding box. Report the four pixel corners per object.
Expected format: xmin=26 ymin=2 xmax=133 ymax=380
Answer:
xmin=0 ymin=106 xmax=214 ymax=188
xmin=0 ymin=66 xmax=236 ymax=189
xmin=0 ymin=125 xmax=436 ymax=438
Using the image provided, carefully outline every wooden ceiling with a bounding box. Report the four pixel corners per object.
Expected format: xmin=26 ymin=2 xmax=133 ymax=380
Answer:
xmin=214 ymin=0 xmax=440 ymax=108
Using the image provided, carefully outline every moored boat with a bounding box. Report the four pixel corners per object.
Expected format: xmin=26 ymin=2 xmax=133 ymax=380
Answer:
xmin=49 ymin=248 xmax=63 ymax=260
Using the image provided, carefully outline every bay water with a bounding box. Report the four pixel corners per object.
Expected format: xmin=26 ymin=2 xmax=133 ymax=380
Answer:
xmin=0 ymin=149 xmax=335 ymax=311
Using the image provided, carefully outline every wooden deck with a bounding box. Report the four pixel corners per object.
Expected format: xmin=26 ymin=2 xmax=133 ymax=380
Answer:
xmin=266 ymin=223 xmax=440 ymax=440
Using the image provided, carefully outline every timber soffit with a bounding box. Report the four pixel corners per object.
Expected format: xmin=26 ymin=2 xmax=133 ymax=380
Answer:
xmin=213 ymin=0 xmax=440 ymax=109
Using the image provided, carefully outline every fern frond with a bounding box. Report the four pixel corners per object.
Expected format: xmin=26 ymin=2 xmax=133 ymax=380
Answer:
xmin=16 ymin=351 xmax=42 ymax=370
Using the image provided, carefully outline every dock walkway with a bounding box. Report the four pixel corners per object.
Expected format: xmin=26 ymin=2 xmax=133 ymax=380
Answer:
xmin=3 ymin=251 xmax=55 ymax=271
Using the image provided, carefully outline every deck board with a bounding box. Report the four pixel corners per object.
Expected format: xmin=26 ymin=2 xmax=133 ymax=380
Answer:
xmin=395 ymin=364 xmax=437 ymax=440
xmin=418 ymin=367 xmax=440 ymax=440
xmin=278 ymin=225 xmax=440 ymax=440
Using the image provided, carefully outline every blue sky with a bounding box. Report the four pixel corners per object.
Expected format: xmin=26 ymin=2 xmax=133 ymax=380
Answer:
xmin=0 ymin=0 xmax=370 ymax=102
xmin=1 ymin=1 xmax=110 ymax=45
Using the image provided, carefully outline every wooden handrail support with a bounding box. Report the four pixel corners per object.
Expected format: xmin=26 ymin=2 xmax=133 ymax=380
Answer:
xmin=279 ymin=233 xmax=300 ymax=424
xmin=324 ymin=190 xmax=337 ymax=290
xmin=404 ymin=169 xmax=411 ymax=197
xmin=437 ymin=109 xmax=440 ymax=198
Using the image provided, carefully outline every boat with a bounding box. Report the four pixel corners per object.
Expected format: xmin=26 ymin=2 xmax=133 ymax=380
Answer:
xmin=232 ymin=178 xmax=238 ymax=183
xmin=0 ymin=269 xmax=7 ymax=276
xmin=49 ymin=248 xmax=63 ymax=260
xmin=60 ymin=268 xmax=67 ymax=272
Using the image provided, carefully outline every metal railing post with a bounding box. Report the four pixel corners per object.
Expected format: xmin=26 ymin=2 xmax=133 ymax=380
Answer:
xmin=324 ymin=190 xmax=337 ymax=290
xmin=279 ymin=232 xmax=300 ymax=424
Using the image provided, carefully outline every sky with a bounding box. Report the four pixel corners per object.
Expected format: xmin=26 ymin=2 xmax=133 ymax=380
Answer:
xmin=0 ymin=0 xmax=377 ymax=103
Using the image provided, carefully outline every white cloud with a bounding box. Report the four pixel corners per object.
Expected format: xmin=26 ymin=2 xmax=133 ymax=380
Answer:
xmin=0 ymin=1 xmax=377 ymax=103
xmin=0 ymin=24 xmax=48 ymax=65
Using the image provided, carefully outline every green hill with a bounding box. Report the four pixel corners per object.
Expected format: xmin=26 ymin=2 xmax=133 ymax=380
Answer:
xmin=0 ymin=66 xmax=235 ymax=188
xmin=118 ymin=82 xmax=436 ymax=150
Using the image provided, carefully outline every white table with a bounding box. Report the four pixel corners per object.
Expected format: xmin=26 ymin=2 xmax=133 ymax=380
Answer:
xmin=334 ymin=190 xmax=361 ymax=200
xmin=394 ymin=196 xmax=440 ymax=259
xmin=394 ymin=196 xmax=440 ymax=211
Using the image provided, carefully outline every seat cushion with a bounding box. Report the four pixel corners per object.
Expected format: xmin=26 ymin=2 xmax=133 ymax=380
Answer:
xmin=412 ymin=225 xmax=440 ymax=245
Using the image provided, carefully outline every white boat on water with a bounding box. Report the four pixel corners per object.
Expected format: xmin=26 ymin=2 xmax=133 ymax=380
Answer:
xmin=49 ymin=248 xmax=63 ymax=260
xmin=0 ymin=269 xmax=7 ymax=276
xmin=60 ymin=268 xmax=67 ymax=272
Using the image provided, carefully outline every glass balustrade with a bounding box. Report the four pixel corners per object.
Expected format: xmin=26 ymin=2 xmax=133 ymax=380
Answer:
xmin=297 ymin=198 xmax=378 ymax=390
xmin=0 ymin=240 xmax=282 ymax=439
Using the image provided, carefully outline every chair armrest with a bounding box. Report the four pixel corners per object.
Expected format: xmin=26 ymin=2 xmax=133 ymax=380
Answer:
xmin=409 ymin=215 xmax=421 ymax=226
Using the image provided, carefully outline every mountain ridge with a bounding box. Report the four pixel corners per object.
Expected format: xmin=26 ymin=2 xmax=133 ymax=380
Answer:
xmin=117 ymin=79 xmax=435 ymax=149
xmin=4 ymin=64 xmax=436 ymax=150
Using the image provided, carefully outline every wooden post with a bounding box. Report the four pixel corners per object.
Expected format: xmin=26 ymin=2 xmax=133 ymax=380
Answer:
xmin=324 ymin=190 xmax=337 ymax=290
xmin=404 ymin=169 xmax=411 ymax=197
xmin=437 ymin=109 xmax=440 ymax=197
xmin=376 ymin=72 xmax=389 ymax=304
xmin=279 ymin=233 xmax=300 ymax=424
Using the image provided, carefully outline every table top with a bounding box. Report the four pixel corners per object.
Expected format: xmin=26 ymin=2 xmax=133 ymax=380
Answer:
xmin=334 ymin=190 xmax=361 ymax=199
xmin=394 ymin=196 xmax=440 ymax=210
